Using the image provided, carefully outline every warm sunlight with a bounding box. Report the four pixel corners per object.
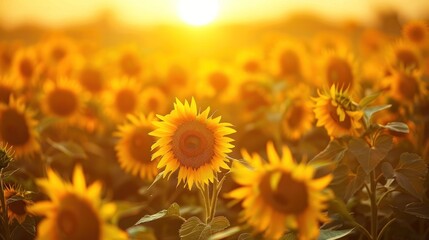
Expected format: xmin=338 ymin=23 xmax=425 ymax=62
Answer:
xmin=177 ymin=0 xmax=219 ymax=26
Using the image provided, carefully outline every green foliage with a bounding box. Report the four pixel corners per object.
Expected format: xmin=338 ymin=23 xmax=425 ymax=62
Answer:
xmin=126 ymin=226 xmax=157 ymax=240
xmin=363 ymin=104 xmax=392 ymax=126
xmin=309 ymin=139 xmax=348 ymax=169
xmin=393 ymin=153 xmax=427 ymax=200
xmin=318 ymin=228 xmax=355 ymax=240
xmin=380 ymin=122 xmax=410 ymax=134
xmin=179 ymin=216 xmax=230 ymax=240
xmin=135 ymin=202 xmax=181 ymax=225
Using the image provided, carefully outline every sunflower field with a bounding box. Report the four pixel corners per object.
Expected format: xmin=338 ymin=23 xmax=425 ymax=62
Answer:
xmin=1 ymin=3 xmax=429 ymax=240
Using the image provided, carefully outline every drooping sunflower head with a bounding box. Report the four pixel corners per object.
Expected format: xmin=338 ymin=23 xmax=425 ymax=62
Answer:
xmin=318 ymin=50 xmax=360 ymax=95
xmin=41 ymin=78 xmax=84 ymax=125
xmin=281 ymin=98 xmax=315 ymax=141
xmin=0 ymin=97 xmax=40 ymax=157
xmin=313 ymin=85 xmax=363 ymax=138
xmin=402 ymin=20 xmax=429 ymax=46
xmin=103 ymin=77 xmax=143 ymax=122
xmin=3 ymin=185 xmax=32 ymax=224
xmin=115 ymin=113 xmax=159 ymax=181
xmin=150 ymin=98 xmax=236 ymax=190
xmin=28 ymin=165 xmax=127 ymax=240
xmin=227 ymin=142 xmax=333 ymax=239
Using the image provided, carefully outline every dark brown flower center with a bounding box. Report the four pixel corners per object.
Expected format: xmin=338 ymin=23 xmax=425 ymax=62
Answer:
xmin=407 ymin=26 xmax=425 ymax=43
xmin=8 ymin=199 xmax=27 ymax=215
xmin=327 ymin=103 xmax=352 ymax=129
xmin=172 ymin=120 xmax=215 ymax=169
xmin=19 ymin=58 xmax=34 ymax=80
xmin=285 ymin=103 xmax=305 ymax=129
xmin=243 ymin=60 xmax=259 ymax=73
xmin=327 ymin=57 xmax=353 ymax=91
xmin=57 ymin=194 xmax=100 ymax=240
xmin=52 ymin=46 xmax=67 ymax=61
xmin=0 ymin=86 xmax=12 ymax=104
xmin=209 ymin=71 xmax=229 ymax=92
xmin=0 ymin=108 xmax=30 ymax=146
xmin=259 ymin=171 xmax=309 ymax=215
xmin=397 ymin=73 xmax=419 ymax=101
xmin=47 ymin=88 xmax=78 ymax=117
xmin=115 ymin=89 xmax=137 ymax=114
xmin=279 ymin=49 xmax=300 ymax=76
xmin=128 ymin=127 xmax=153 ymax=163
xmin=119 ymin=53 xmax=141 ymax=76
xmin=79 ymin=67 xmax=104 ymax=93
xmin=395 ymin=49 xmax=419 ymax=69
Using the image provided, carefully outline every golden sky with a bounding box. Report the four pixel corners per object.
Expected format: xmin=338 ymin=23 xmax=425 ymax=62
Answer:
xmin=1 ymin=0 xmax=428 ymax=28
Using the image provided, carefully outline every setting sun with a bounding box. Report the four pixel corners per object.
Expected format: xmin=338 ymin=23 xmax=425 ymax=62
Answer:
xmin=177 ymin=0 xmax=219 ymax=26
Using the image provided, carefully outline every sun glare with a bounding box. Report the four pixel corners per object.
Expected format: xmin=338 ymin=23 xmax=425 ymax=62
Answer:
xmin=177 ymin=0 xmax=219 ymax=26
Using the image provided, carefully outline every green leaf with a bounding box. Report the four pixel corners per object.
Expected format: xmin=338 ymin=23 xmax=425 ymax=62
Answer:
xmin=10 ymin=217 xmax=36 ymax=237
xmin=359 ymin=92 xmax=381 ymax=108
xmin=143 ymin=170 xmax=165 ymax=192
xmin=329 ymin=198 xmax=355 ymax=223
xmin=404 ymin=202 xmax=429 ymax=219
xmin=349 ymin=135 xmax=393 ymax=174
xmin=380 ymin=122 xmax=409 ymax=134
xmin=381 ymin=162 xmax=395 ymax=179
xmin=363 ymin=104 xmax=391 ymax=125
xmin=331 ymin=165 xmax=366 ymax=200
xmin=281 ymin=232 xmax=298 ymax=240
xmin=318 ymin=228 xmax=355 ymax=240
xmin=309 ymin=140 xmax=348 ymax=169
xmin=46 ymin=138 xmax=87 ymax=159
xmin=126 ymin=226 xmax=157 ymax=240
xmin=209 ymin=216 xmax=230 ymax=233
xmin=135 ymin=202 xmax=181 ymax=225
xmin=208 ymin=226 xmax=241 ymax=240
xmin=394 ymin=153 xmax=427 ymax=200
xmin=179 ymin=216 xmax=209 ymax=240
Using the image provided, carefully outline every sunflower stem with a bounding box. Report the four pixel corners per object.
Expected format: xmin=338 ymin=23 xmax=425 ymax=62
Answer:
xmin=208 ymin=176 xmax=220 ymax=223
xmin=0 ymin=169 xmax=11 ymax=240
xmin=198 ymin=184 xmax=210 ymax=224
xmin=377 ymin=218 xmax=396 ymax=240
xmin=369 ymin=171 xmax=378 ymax=240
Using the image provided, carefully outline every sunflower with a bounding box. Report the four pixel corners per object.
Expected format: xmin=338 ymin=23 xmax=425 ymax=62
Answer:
xmin=269 ymin=40 xmax=310 ymax=81
xmin=235 ymin=48 xmax=265 ymax=74
xmin=281 ymin=98 xmax=315 ymax=141
xmin=402 ymin=20 xmax=429 ymax=46
xmin=11 ymin=47 xmax=40 ymax=85
xmin=227 ymin=142 xmax=333 ymax=239
xmin=3 ymin=185 xmax=32 ymax=224
xmin=150 ymin=98 xmax=235 ymax=190
xmin=28 ymin=165 xmax=127 ymax=240
xmin=385 ymin=68 xmax=427 ymax=105
xmin=388 ymin=41 xmax=422 ymax=70
xmin=114 ymin=113 xmax=159 ymax=181
xmin=0 ymin=75 xmax=22 ymax=104
xmin=78 ymin=65 xmax=106 ymax=95
xmin=140 ymin=86 xmax=170 ymax=115
xmin=313 ymin=85 xmax=363 ymax=138
xmin=103 ymin=77 xmax=143 ymax=122
xmin=317 ymin=50 xmax=360 ymax=95
xmin=0 ymin=97 xmax=40 ymax=157
xmin=41 ymin=78 xmax=84 ymax=125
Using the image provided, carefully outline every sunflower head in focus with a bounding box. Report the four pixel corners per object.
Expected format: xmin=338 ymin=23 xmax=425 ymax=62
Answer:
xmin=115 ymin=113 xmax=159 ymax=181
xmin=41 ymin=78 xmax=84 ymax=126
xmin=227 ymin=142 xmax=333 ymax=239
xmin=3 ymin=185 xmax=32 ymax=224
xmin=104 ymin=77 xmax=143 ymax=123
xmin=140 ymin=86 xmax=170 ymax=115
xmin=0 ymin=97 xmax=40 ymax=157
xmin=318 ymin=51 xmax=360 ymax=96
xmin=28 ymin=165 xmax=127 ymax=240
xmin=281 ymin=98 xmax=315 ymax=141
xmin=150 ymin=98 xmax=236 ymax=190
xmin=313 ymin=85 xmax=363 ymax=138
xmin=402 ymin=20 xmax=429 ymax=46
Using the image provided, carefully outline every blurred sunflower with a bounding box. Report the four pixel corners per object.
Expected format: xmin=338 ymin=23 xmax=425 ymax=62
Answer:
xmin=402 ymin=20 xmax=429 ymax=46
xmin=140 ymin=86 xmax=170 ymax=115
xmin=41 ymin=78 xmax=84 ymax=125
xmin=313 ymin=85 xmax=363 ymax=138
xmin=235 ymin=48 xmax=265 ymax=74
xmin=318 ymin=51 xmax=360 ymax=95
xmin=161 ymin=63 xmax=193 ymax=98
xmin=104 ymin=77 xmax=142 ymax=122
xmin=116 ymin=46 xmax=144 ymax=77
xmin=388 ymin=41 xmax=422 ymax=70
xmin=385 ymin=68 xmax=427 ymax=105
xmin=311 ymin=31 xmax=348 ymax=53
xmin=0 ymin=97 xmax=39 ymax=157
xmin=0 ymin=75 xmax=22 ymax=104
xmin=0 ymin=41 xmax=19 ymax=72
xmin=28 ymin=165 xmax=127 ymax=240
xmin=227 ymin=142 xmax=333 ymax=239
xmin=269 ymin=40 xmax=309 ymax=81
xmin=114 ymin=113 xmax=159 ymax=181
xmin=78 ymin=65 xmax=106 ymax=95
xmin=281 ymin=98 xmax=315 ymax=141
xmin=3 ymin=185 xmax=32 ymax=224
xmin=150 ymin=98 xmax=235 ymax=190
xmin=11 ymin=47 xmax=40 ymax=85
